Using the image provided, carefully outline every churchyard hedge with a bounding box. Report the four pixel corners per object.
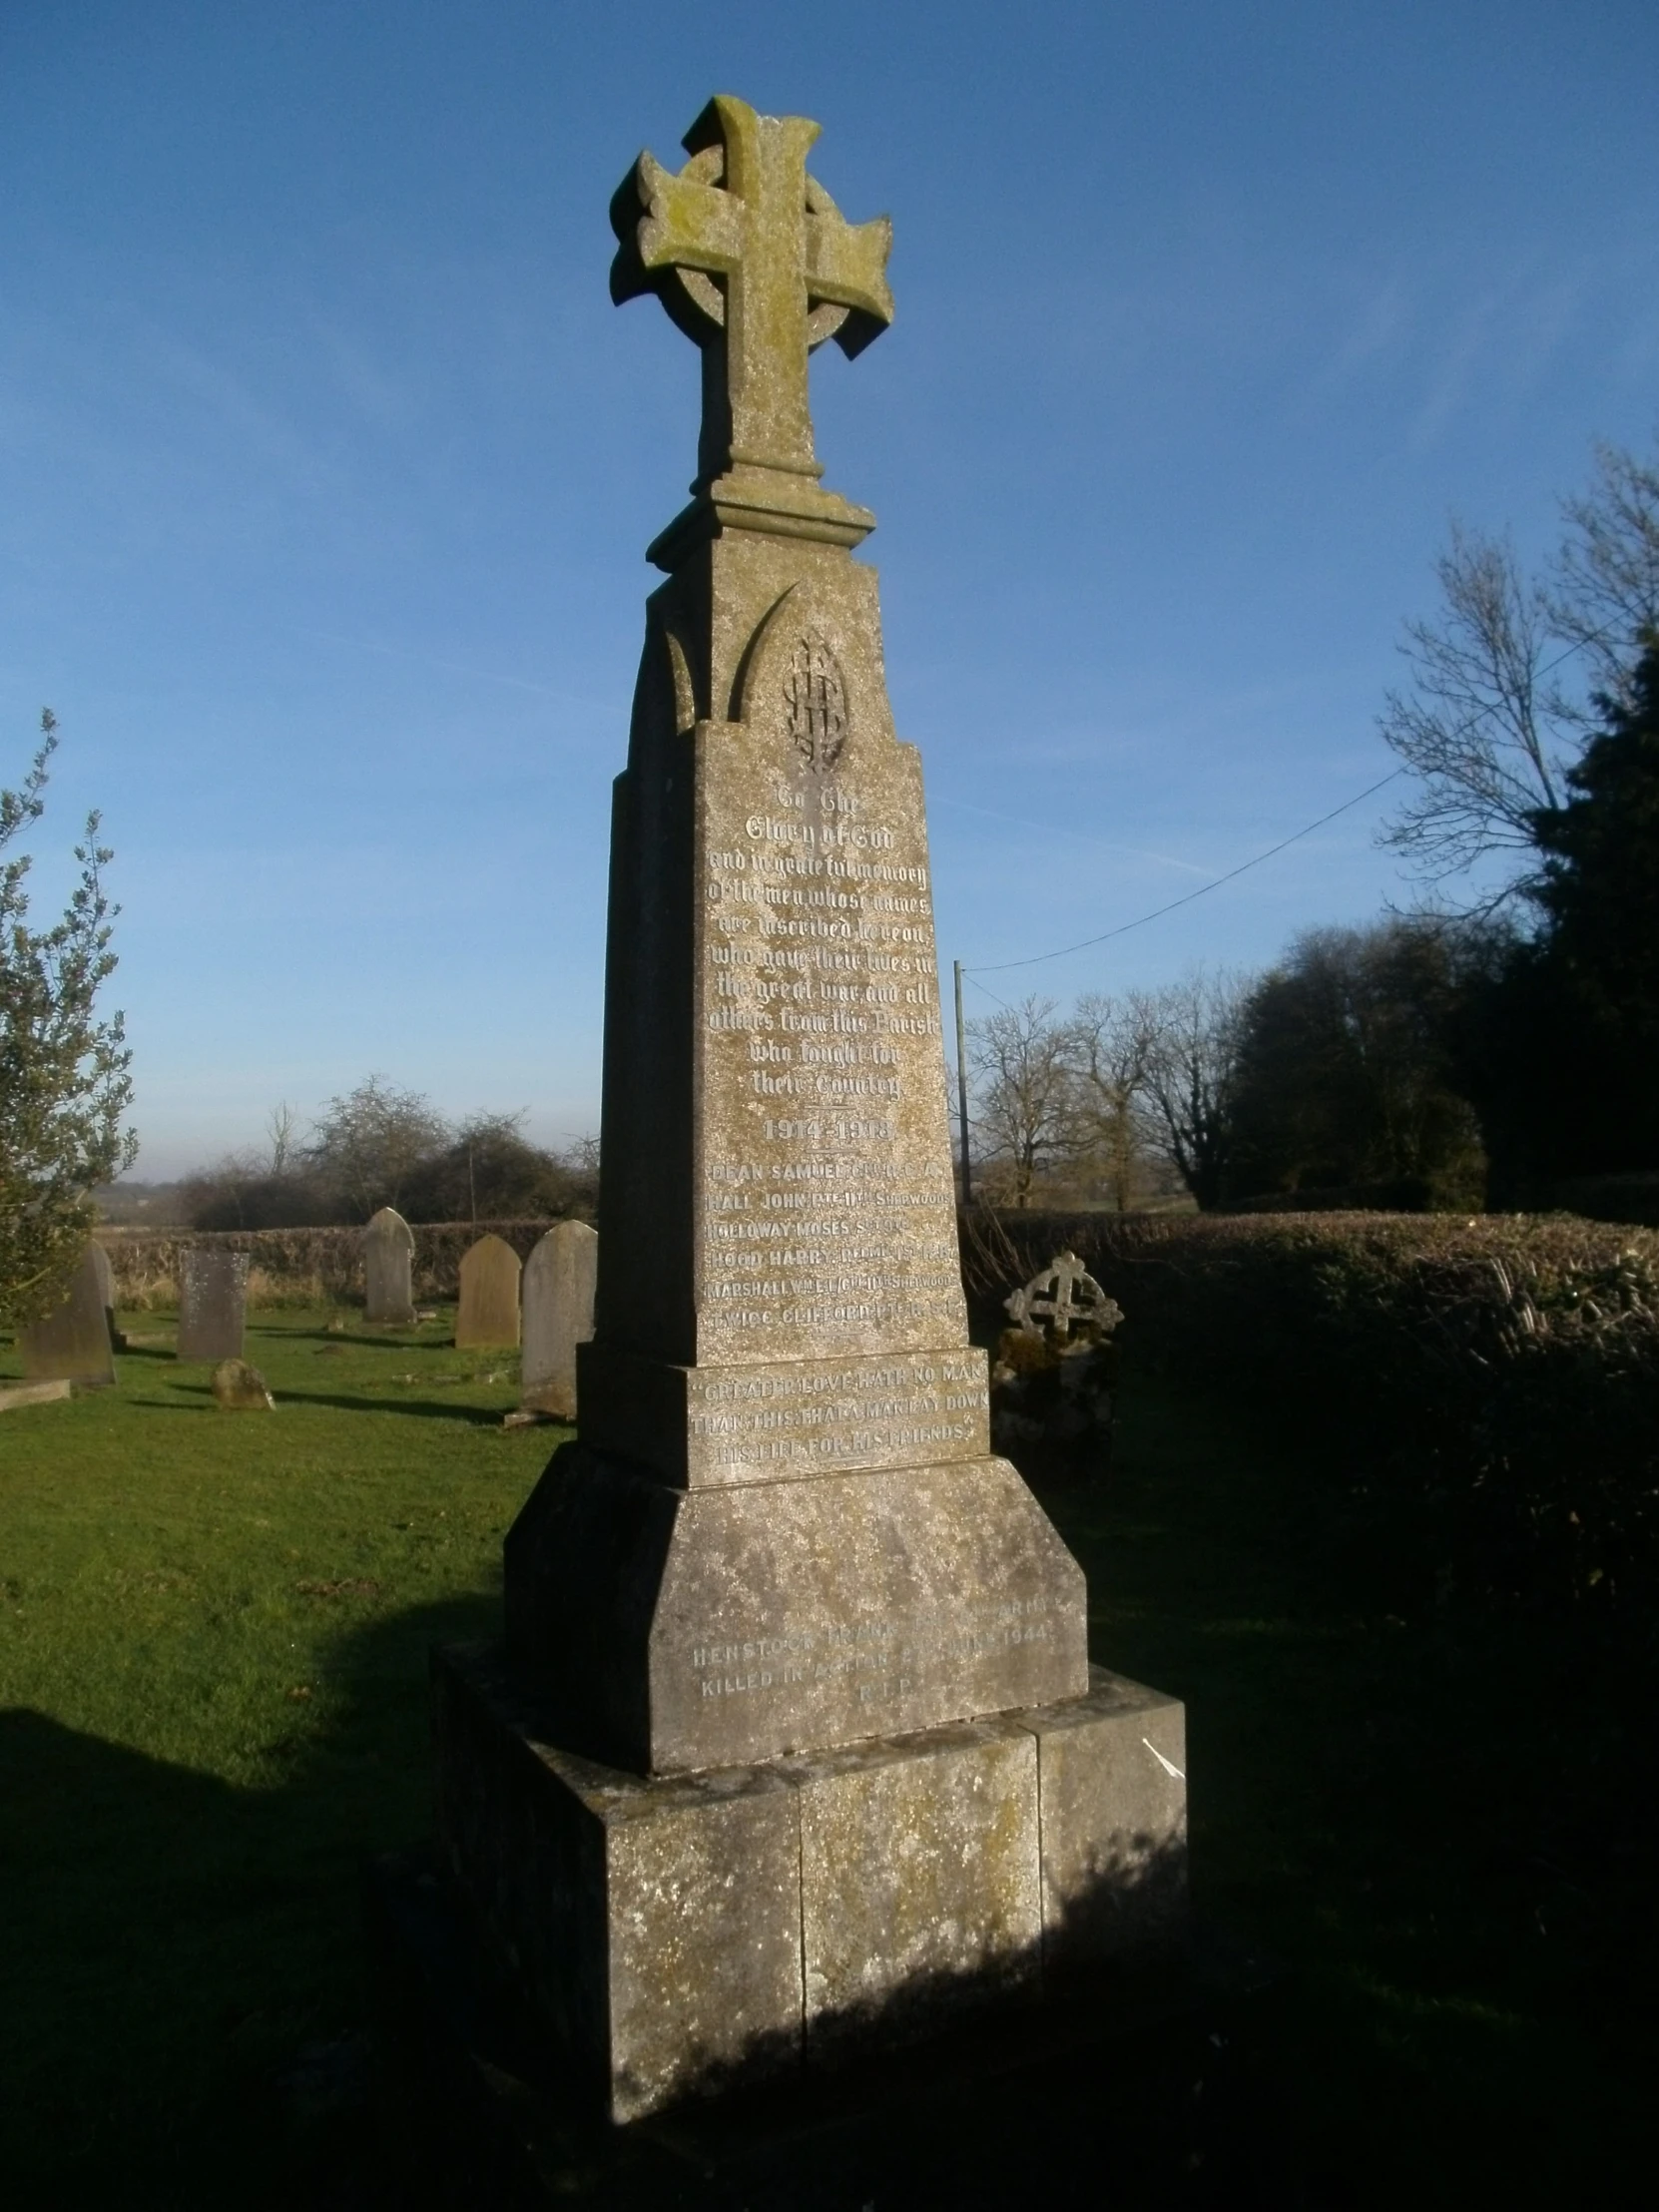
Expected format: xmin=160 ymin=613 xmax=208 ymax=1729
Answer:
xmin=961 ymin=1206 xmax=1659 ymax=1617
xmin=95 ymin=1220 xmax=563 ymax=1310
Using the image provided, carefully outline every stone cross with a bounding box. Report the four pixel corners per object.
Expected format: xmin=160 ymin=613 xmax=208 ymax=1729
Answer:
xmin=456 ymin=1233 xmax=521 ymax=1352
xmin=611 ymin=93 xmax=893 ymax=494
xmin=177 ymin=1248 xmax=250 ymax=1363
xmin=1004 ymin=1252 xmax=1118 ymax=1344
xmin=520 ymin=1221 xmax=597 ymax=1418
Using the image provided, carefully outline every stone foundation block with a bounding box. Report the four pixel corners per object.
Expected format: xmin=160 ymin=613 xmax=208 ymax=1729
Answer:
xmin=434 ymin=1644 xmax=804 ymax=2122
xmin=1021 ymin=1671 xmax=1189 ymax=1968
xmin=503 ymin=1442 xmax=1088 ymax=1773
xmin=434 ymin=1645 xmax=1188 ymax=2123
xmin=783 ymin=1718 xmax=1041 ymax=2053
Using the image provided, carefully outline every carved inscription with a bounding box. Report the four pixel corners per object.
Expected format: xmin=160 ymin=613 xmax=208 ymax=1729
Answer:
xmin=685 ymin=1348 xmax=988 ymax=1480
xmin=700 ymin=758 xmax=963 ymax=1357
xmin=689 ymin=1593 xmax=1060 ymax=1709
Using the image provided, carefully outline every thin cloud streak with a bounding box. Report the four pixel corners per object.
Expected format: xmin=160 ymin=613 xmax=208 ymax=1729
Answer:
xmin=291 ymin=625 xmax=615 ymax=711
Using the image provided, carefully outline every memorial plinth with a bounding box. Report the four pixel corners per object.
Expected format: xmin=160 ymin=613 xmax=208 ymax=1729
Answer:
xmin=431 ymin=91 xmax=1188 ymax=2125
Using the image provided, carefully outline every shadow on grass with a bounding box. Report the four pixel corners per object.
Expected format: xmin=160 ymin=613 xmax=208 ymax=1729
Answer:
xmin=289 ymin=1393 xmax=510 ymax=1427
xmin=7 ymin=1375 xmax=1658 ymax=2208
xmin=1 ymin=1586 xmax=505 ymax=2208
xmin=154 ymin=1381 xmax=511 ymax=1427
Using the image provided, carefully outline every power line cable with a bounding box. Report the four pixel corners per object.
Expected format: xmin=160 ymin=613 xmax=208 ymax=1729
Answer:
xmin=963 ymin=621 xmax=1617 ymax=978
xmin=969 ymin=769 xmax=1404 ymax=974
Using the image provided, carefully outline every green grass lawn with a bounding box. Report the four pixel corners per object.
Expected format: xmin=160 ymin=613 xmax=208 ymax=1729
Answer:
xmin=2 ymin=1314 xmax=1654 ymax=2203
xmin=0 ymin=1310 xmax=557 ymax=2199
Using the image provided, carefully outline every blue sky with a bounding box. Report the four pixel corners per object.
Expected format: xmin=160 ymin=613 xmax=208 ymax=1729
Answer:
xmin=3 ymin=1 xmax=1655 ymax=1175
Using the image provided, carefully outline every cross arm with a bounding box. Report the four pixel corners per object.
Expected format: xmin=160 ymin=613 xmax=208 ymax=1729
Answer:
xmin=609 ymin=152 xmax=743 ymax=336
xmin=805 ymin=209 xmax=894 ymax=358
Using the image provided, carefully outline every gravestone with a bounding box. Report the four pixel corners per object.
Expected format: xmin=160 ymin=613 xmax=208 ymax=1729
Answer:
xmin=21 ymin=1244 xmax=116 ymax=1386
xmin=455 ymin=1233 xmax=521 ymax=1350
xmin=212 ymin=1358 xmax=275 ymax=1410
xmin=89 ymin=1243 xmax=121 ymax=1349
xmin=177 ymin=1248 xmax=249 ymax=1363
xmin=430 ymin=94 xmax=1187 ymax=2125
xmin=363 ymin=1206 xmax=416 ymax=1325
xmin=519 ymin=1222 xmax=597 ymax=1417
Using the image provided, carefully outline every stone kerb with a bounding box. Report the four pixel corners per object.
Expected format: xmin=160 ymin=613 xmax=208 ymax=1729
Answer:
xmin=20 ymin=1246 xmax=117 ymax=1386
xmin=456 ymin=1233 xmax=522 ymax=1351
xmin=521 ymin=1221 xmax=597 ymax=1417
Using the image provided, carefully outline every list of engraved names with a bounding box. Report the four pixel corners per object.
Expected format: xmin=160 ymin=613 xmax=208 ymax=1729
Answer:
xmin=700 ymin=773 xmax=962 ymax=1357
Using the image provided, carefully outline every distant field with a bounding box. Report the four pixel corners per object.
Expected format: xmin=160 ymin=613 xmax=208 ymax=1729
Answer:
xmin=2 ymin=1313 xmax=1652 ymax=2202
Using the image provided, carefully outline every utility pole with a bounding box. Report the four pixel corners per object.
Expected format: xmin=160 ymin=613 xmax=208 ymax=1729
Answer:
xmin=953 ymin=958 xmax=972 ymax=1205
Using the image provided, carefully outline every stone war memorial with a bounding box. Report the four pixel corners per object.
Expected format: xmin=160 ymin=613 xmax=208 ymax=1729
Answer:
xmin=520 ymin=1219 xmax=598 ymax=1417
xmin=428 ymin=94 xmax=1187 ymax=2127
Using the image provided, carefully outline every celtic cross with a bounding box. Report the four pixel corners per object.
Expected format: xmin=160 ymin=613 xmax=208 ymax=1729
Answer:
xmin=1005 ymin=1254 xmax=1119 ymax=1344
xmin=610 ymin=95 xmax=893 ymax=498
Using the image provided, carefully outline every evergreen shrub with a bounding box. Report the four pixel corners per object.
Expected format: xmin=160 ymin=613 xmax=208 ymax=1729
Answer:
xmin=961 ymin=1206 xmax=1659 ymax=1615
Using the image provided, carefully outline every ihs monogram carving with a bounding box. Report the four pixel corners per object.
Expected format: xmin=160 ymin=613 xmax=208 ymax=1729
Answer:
xmin=784 ymin=635 xmax=846 ymax=771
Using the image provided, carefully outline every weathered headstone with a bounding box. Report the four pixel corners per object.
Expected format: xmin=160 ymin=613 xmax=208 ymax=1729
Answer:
xmin=88 ymin=1242 xmax=122 ymax=1349
xmin=21 ymin=1245 xmax=116 ymax=1386
xmin=429 ymin=94 xmax=1187 ymax=2124
xmin=363 ymin=1207 xmax=416 ymax=1325
xmin=177 ymin=1247 xmax=249 ymax=1362
xmin=455 ymin=1233 xmax=521 ymax=1350
xmin=519 ymin=1222 xmax=597 ymax=1417
xmin=212 ymin=1358 xmax=275 ymax=1410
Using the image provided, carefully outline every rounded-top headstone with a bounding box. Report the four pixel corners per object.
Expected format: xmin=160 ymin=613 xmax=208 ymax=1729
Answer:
xmin=363 ymin=1206 xmax=417 ymax=1325
xmin=20 ymin=1244 xmax=117 ymax=1386
xmin=520 ymin=1221 xmax=598 ymax=1417
xmin=456 ymin=1233 xmax=522 ymax=1351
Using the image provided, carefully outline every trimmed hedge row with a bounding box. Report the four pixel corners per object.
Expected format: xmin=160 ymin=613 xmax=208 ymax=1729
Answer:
xmin=961 ymin=1207 xmax=1659 ymax=1615
xmin=95 ymin=1221 xmax=563 ymax=1310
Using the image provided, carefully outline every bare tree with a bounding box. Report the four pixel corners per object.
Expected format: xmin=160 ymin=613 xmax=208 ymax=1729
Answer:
xmin=1379 ymin=437 xmax=1659 ymax=909
xmin=1139 ymin=969 xmax=1251 ymax=1211
xmin=1548 ymin=439 xmax=1659 ymax=708
xmin=266 ymin=1100 xmax=301 ymax=1177
xmin=1064 ymin=990 xmax=1159 ymax=1212
xmin=966 ymin=995 xmax=1073 ymax=1208
xmin=306 ymin=1075 xmax=450 ymax=1221
xmin=1377 ymin=525 xmax=1566 ymax=902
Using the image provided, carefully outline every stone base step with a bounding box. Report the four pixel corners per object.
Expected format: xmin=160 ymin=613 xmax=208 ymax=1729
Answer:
xmin=432 ymin=1642 xmax=1188 ymax=2123
xmin=363 ymin=1843 xmax=1263 ymax=2209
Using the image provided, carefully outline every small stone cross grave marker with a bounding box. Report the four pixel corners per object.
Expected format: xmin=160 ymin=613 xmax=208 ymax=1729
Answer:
xmin=363 ymin=1207 xmax=416 ymax=1325
xmin=520 ymin=1222 xmax=597 ymax=1417
xmin=456 ymin=1233 xmax=521 ymax=1351
xmin=20 ymin=1244 xmax=117 ymax=1385
xmin=1004 ymin=1252 xmax=1121 ymax=1344
xmin=178 ymin=1248 xmax=249 ymax=1363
